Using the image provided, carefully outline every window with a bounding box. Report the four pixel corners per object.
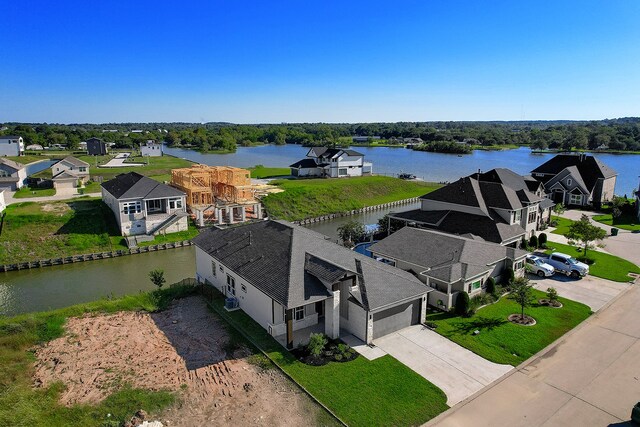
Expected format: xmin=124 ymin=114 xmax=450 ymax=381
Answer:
xmin=122 ymin=201 xmax=141 ymax=214
xmin=211 ymin=261 xmax=216 ymax=276
xmin=219 ymin=264 xmax=224 ymax=273
xmin=226 ymin=274 xmax=235 ymax=296
xmin=241 ymin=284 xmax=247 ymax=293
xmin=147 ymin=199 xmax=162 ymax=213
xmin=338 ymin=168 xmax=347 ymax=176
xmin=528 ymin=211 xmax=537 ymax=224
xmin=569 ymin=194 xmax=582 ymax=205
xmin=513 ymin=210 xmax=522 ymax=223
xmin=469 ymin=280 xmax=482 ymax=292
xmin=0 ymin=170 xmax=8 ymax=177
xmin=169 ymin=198 xmax=183 ymax=209
xmin=566 ymin=179 xmax=572 ymax=186
xmin=79 ymin=167 xmax=86 ymax=172
xmin=514 ymin=260 xmax=524 ymax=270
xmin=294 ymin=306 xmax=305 ymax=321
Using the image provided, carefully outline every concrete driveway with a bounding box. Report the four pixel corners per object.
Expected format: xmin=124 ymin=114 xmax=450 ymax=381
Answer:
xmin=374 ymin=325 xmax=513 ymax=406
xmin=529 ymin=273 xmax=630 ymax=311
xmin=429 ymin=284 xmax=640 ymax=427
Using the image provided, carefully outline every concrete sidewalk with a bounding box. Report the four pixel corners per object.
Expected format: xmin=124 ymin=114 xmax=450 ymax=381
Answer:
xmin=4 ymin=190 xmax=102 ymax=205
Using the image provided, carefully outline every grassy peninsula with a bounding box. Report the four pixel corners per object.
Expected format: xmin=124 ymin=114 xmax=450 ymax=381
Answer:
xmin=261 ymin=176 xmax=440 ymax=221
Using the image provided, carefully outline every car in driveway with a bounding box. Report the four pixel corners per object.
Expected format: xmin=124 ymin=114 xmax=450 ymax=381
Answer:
xmin=546 ymin=252 xmax=590 ymax=278
xmin=526 ymin=255 xmax=555 ymax=277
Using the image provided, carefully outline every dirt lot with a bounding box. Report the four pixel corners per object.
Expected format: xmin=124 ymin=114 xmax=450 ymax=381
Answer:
xmin=33 ymin=296 xmax=331 ymax=426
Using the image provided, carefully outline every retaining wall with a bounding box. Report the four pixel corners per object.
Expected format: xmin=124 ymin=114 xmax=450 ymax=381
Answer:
xmin=293 ymin=197 xmax=419 ymax=225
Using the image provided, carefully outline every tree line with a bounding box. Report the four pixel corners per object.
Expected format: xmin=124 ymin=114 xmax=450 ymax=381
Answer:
xmin=2 ymin=118 xmax=640 ymax=152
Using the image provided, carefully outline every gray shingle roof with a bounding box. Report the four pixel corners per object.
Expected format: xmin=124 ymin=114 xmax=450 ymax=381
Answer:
xmin=290 ymin=158 xmax=318 ymax=168
xmin=58 ymin=156 xmax=89 ymax=168
xmin=101 ymin=172 xmax=184 ymax=200
xmin=370 ymin=227 xmax=528 ymax=283
xmin=192 ymin=220 xmax=429 ymax=310
xmin=421 ymin=177 xmax=489 ymax=214
xmin=531 ymin=154 xmax=617 ymax=191
xmin=0 ymin=135 xmax=21 ymax=140
xmin=0 ymin=158 xmax=24 ymax=171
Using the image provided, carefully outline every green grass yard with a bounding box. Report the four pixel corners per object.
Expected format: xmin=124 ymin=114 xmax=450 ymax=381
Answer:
xmin=426 ymin=289 xmax=592 ymax=366
xmin=207 ymin=293 xmax=449 ymax=427
xmin=0 ymin=285 xmax=200 ymax=427
xmin=5 ymin=154 xmax=47 ymax=165
xmin=543 ymin=242 xmax=640 ymax=282
xmin=80 ymin=154 xmax=195 ymax=181
xmin=262 ymin=176 xmax=441 ymax=221
xmin=248 ymin=165 xmax=291 ymax=178
xmin=12 ymin=186 xmax=57 ymax=198
xmin=593 ymin=212 xmax=640 ymax=231
xmin=550 ymin=216 xmax=574 ymax=235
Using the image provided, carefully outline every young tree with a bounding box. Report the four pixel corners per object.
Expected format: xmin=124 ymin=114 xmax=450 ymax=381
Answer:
xmin=337 ymin=220 xmax=365 ymax=247
xmin=611 ymin=196 xmax=625 ymax=219
xmin=565 ymin=214 xmax=607 ymax=256
xmin=552 ymin=203 xmax=566 ymax=219
xmin=485 ymin=277 xmax=496 ymax=296
xmin=149 ymin=269 xmax=166 ymax=290
xmin=455 ymin=291 xmax=470 ymax=317
xmin=538 ymin=232 xmax=548 ymax=248
xmin=529 ymin=235 xmax=538 ymax=249
xmin=510 ymin=277 xmax=533 ymax=321
xmin=546 ymin=287 xmax=559 ymax=305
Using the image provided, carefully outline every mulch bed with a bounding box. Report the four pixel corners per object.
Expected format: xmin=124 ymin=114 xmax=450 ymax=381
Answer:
xmin=291 ymin=341 xmax=359 ymax=366
xmin=508 ymin=314 xmax=537 ymax=326
xmin=538 ymin=299 xmax=563 ymax=308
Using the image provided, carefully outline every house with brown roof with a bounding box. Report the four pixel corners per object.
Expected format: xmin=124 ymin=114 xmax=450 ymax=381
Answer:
xmin=531 ymin=154 xmax=617 ymax=208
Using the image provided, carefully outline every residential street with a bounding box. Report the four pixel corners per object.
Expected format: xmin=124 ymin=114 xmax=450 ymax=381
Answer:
xmin=428 ymin=283 xmax=640 ymax=427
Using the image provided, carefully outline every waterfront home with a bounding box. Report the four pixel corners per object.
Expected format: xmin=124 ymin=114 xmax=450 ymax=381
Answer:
xmin=193 ymin=220 xmax=430 ymax=348
xmin=140 ymin=140 xmax=162 ymax=157
xmin=0 ymin=158 xmax=27 ymax=191
xmin=369 ymin=227 xmax=528 ymax=310
xmin=0 ymin=135 xmax=24 ymax=156
xmin=86 ymin=137 xmax=108 ymax=155
xmin=352 ymin=136 xmax=381 ymax=143
xmin=389 ymin=169 xmax=548 ymax=245
xmin=101 ymin=172 xmax=188 ymax=236
xmin=51 ymin=156 xmax=90 ymax=194
xmin=289 ymin=147 xmax=373 ymax=178
xmin=531 ymin=154 xmax=617 ymax=208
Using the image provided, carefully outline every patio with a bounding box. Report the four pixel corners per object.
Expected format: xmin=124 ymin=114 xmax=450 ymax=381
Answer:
xmin=273 ymin=322 xmax=325 ymax=348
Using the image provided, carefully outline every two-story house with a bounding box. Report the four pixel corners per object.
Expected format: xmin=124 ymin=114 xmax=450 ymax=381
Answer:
xmin=0 ymin=136 xmax=25 ymax=156
xmin=141 ymin=140 xmax=163 ymax=157
xmin=101 ymin=172 xmax=188 ymax=236
xmin=86 ymin=137 xmax=108 ymax=156
xmin=389 ymin=168 xmax=548 ymax=246
xmin=51 ymin=156 xmax=90 ymax=193
xmin=531 ymin=154 xmax=617 ymax=208
xmin=289 ymin=147 xmax=373 ymax=178
xmin=0 ymin=158 xmax=27 ymax=191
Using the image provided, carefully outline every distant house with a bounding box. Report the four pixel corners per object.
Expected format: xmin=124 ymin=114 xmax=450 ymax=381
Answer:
xmin=193 ymin=220 xmax=430 ymax=348
xmin=352 ymin=136 xmax=381 ymax=143
xmin=140 ymin=140 xmax=162 ymax=157
xmin=369 ymin=227 xmax=528 ymax=310
xmin=531 ymin=154 xmax=617 ymax=208
xmin=86 ymin=137 xmax=108 ymax=156
xmin=0 ymin=158 xmax=27 ymax=190
xmin=389 ymin=168 xmax=550 ymax=245
xmin=51 ymin=156 xmax=90 ymax=193
xmin=0 ymin=190 xmax=6 ymax=213
xmin=289 ymin=147 xmax=373 ymax=178
xmin=0 ymin=135 xmax=25 ymax=156
xmin=101 ymin=172 xmax=188 ymax=236
xmin=25 ymin=144 xmax=44 ymax=151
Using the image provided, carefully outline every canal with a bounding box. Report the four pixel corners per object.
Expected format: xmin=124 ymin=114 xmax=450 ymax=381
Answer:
xmin=0 ymin=247 xmax=195 ymax=317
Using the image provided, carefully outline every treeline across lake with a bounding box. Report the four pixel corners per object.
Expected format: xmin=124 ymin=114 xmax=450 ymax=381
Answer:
xmin=3 ymin=117 xmax=640 ymax=153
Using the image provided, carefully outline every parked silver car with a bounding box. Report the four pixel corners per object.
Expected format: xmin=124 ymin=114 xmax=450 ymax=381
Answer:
xmin=546 ymin=252 xmax=590 ymax=278
xmin=526 ymin=255 xmax=555 ymax=277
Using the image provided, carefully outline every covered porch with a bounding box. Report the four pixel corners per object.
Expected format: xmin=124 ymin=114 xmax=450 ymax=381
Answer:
xmin=273 ymin=322 xmax=325 ymax=348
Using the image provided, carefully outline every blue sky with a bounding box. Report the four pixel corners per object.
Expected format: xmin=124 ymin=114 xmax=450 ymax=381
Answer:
xmin=2 ymin=1 xmax=639 ymax=123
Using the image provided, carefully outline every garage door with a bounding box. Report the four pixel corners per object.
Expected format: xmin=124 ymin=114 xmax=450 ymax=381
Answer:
xmin=372 ymin=299 xmax=420 ymax=339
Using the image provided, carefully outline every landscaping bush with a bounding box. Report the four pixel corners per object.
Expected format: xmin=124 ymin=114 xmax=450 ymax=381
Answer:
xmin=519 ymin=236 xmax=528 ymax=250
xmin=546 ymin=287 xmax=559 ymax=304
xmin=455 ymin=291 xmax=470 ymax=317
xmin=307 ymin=333 xmax=328 ymax=357
xmin=538 ymin=232 xmax=547 ymax=248
xmin=504 ymin=267 xmax=515 ymax=286
xmin=486 ymin=277 xmax=496 ymax=296
xmin=529 ymin=235 xmax=538 ymax=249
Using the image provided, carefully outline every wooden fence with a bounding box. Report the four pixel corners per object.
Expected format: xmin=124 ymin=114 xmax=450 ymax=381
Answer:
xmin=0 ymin=240 xmax=193 ymax=272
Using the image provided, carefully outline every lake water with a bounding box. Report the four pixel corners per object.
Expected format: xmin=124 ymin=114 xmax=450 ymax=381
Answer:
xmin=164 ymin=145 xmax=640 ymax=196
xmin=0 ymin=247 xmax=195 ymax=317
xmin=25 ymin=159 xmax=56 ymax=176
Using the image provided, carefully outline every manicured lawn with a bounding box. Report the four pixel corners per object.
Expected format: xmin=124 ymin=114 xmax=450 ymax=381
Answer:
xmin=544 ymin=242 xmax=640 ymax=282
xmin=593 ymin=212 xmax=640 ymax=231
xmin=12 ymin=186 xmax=57 ymax=198
xmin=262 ymin=176 xmax=441 ymax=221
xmin=79 ymin=154 xmax=195 ymax=181
xmin=4 ymin=154 xmax=46 ymax=165
xmin=426 ymin=289 xmax=592 ymax=366
xmin=137 ymin=220 xmax=199 ymax=247
xmin=550 ymin=216 xmax=574 ymax=235
xmin=208 ymin=293 xmax=449 ymax=427
xmin=248 ymin=165 xmax=291 ymax=178
xmin=79 ymin=180 xmax=102 ymax=194
xmin=0 ymin=198 xmax=200 ymax=264
xmin=0 ymin=285 xmax=195 ymax=427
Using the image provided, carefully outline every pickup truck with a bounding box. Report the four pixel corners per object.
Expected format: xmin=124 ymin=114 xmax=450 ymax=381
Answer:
xmin=546 ymin=252 xmax=589 ymax=278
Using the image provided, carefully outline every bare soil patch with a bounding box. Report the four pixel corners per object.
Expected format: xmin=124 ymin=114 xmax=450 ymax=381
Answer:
xmin=33 ymin=296 xmax=328 ymax=425
xmin=41 ymin=202 xmax=70 ymax=214
xmin=508 ymin=314 xmax=537 ymax=326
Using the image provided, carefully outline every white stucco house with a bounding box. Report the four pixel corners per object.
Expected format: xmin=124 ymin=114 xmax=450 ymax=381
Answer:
xmin=289 ymin=147 xmax=373 ymax=178
xmin=101 ymin=172 xmax=189 ymax=236
xmin=51 ymin=156 xmax=90 ymax=194
xmin=0 ymin=158 xmax=27 ymax=191
xmin=193 ymin=220 xmax=430 ymax=349
xmin=140 ymin=140 xmax=163 ymax=157
xmin=0 ymin=136 xmax=24 ymax=156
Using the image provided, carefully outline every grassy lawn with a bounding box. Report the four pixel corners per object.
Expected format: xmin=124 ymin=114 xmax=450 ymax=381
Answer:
xmin=0 ymin=285 xmax=196 ymax=427
xmin=248 ymin=165 xmax=291 ymax=178
xmin=4 ymin=154 xmax=47 ymax=165
xmin=137 ymin=220 xmax=199 ymax=247
xmin=0 ymin=198 xmax=200 ymax=264
xmin=262 ymin=176 xmax=441 ymax=221
xmin=426 ymin=289 xmax=592 ymax=366
xmin=79 ymin=154 xmax=194 ymax=181
xmin=550 ymin=216 xmax=574 ymax=235
xmin=544 ymin=242 xmax=640 ymax=282
xmin=79 ymin=181 xmax=102 ymax=194
xmin=207 ymin=293 xmax=449 ymax=427
xmin=593 ymin=212 xmax=640 ymax=231
xmin=12 ymin=186 xmax=57 ymax=198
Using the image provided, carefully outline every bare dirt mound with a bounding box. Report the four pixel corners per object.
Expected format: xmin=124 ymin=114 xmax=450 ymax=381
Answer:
xmin=33 ymin=296 xmax=326 ymax=425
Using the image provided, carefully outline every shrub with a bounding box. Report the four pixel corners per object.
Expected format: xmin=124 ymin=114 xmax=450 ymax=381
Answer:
xmin=538 ymin=232 xmax=547 ymax=247
xmin=504 ymin=267 xmax=515 ymax=285
xmin=529 ymin=235 xmax=538 ymax=249
xmin=455 ymin=291 xmax=470 ymax=317
xmin=546 ymin=287 xmax=559 ymax=304
xmin=486 ymin=277 xmax=496 ymax=295
xmin=307 ymin=333 xmax=328 ymax=357
xmin=519 ymin=237 xmax=528 ymax=250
